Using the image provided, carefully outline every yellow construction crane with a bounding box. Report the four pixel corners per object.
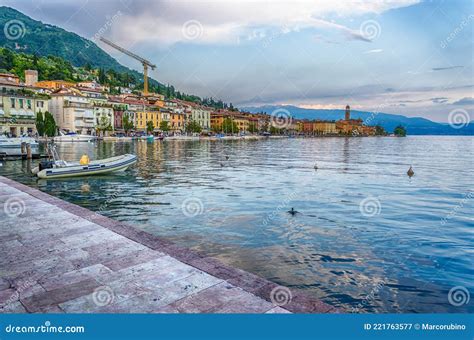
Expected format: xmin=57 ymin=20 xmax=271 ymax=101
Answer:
xmin=99 ymin=37 xmax=156 ymax=96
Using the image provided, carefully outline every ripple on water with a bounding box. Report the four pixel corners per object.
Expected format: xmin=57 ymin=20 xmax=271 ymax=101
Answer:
xmin=1 ymin=136 xmax=473 ymax=313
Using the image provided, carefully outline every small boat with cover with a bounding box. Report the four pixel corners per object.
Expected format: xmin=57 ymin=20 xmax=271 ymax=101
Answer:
xmin=32 ymin=145 xmax=136 ymax=179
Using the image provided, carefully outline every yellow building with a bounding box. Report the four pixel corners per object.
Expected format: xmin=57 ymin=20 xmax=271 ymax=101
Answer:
xmin=211 ymin=111 xmax=249 ymax=132
xmin=135 ymin=107 xmax=161 ymax=132
xmin=313 ymin=121 xmax=337 ymax=135
xmin=170 ymin=112 xmax=185 ymax=132
xmin=35 ymin=80 xmax=76 ymax=90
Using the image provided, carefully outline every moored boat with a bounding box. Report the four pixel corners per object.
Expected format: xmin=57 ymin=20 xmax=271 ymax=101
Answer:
xmin=53 ymin=131 xmax=97 ymax=142
xmin=34 ymin=154 xmax=137 ymax=179
xmin=0 ymin=136 xmax=40 ymax=157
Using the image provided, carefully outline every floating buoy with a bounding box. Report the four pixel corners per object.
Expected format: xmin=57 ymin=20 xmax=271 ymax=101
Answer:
xmin=407 ymin=166 xmax=414 ymax=177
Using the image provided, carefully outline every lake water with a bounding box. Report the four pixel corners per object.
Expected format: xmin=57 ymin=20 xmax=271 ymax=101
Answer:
xmin=1 ymin=136 xmax=472 ymax=313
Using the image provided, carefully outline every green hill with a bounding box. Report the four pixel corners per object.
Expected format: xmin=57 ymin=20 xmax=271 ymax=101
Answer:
xmin=0 ymin=6 xmax=243 ymax=108
xmin=0 ymin=6 xmax=129 ymax=73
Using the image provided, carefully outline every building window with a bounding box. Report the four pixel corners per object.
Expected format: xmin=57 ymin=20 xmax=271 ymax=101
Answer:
xmin=27 ymin=99 xmax=32 ymax=109
xmin=10 ymin=98 xmax=15 ymax=108
xmin=19 ymin=99 xmax=24 ymax=108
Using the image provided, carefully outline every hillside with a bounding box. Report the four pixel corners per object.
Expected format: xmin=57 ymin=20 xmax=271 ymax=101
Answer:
xmin=242 ymin=105 xmax=474 ymax=135
xmin=0 ymin=7 xmax=130 ymax=73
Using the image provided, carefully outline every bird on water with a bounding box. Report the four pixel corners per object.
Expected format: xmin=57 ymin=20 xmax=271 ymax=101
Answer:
xmin=407 ymin=166 xmax=414 ymax=177
xmin=287 ymin=207 xmax=299 ymax=215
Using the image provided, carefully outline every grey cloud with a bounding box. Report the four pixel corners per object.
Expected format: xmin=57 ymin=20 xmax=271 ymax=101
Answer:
xmin=432 ymin=66 xmax=463 ymax=71
xmin=431 ymin=97 xmax=449 ymax=104
xmin=452 ymin=97 xmax=474 ymax=105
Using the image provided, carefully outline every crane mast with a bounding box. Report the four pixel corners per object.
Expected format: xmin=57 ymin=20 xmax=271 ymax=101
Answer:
xmin=99 ymin=37 xmax=156 ymax=96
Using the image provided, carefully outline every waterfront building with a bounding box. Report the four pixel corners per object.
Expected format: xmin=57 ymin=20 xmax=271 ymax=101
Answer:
xmin=190 ymin=104 xmax=211 ymax=131
xmin=335 ymin=105 xmax=376 ymax=135
xmin=302 ymin=121 xmax=314 ymax=134
xmin=170 ymin=111 xmax=185 ymax=133
xmin=0 ymin=84 xmax=49 ymax=136
xmin=49 ymin=88 xmax=94 ymax=135
xmin=313 ymin=121 xmax=337 ymax=135
xmin=211 ymin=111 xmax=250 ymax=133
xmin=93 ymin=102 xmax=114 ymax=133
xmin=135 ymin=105 xmax=161 ymax=132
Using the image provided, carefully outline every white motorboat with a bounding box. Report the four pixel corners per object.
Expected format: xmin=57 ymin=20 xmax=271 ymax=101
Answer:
xmin=53 ymin=131 xmax=97 ymax=142
xmin=33 ymin=153 xmax=137 ymax=179
xmin=0 ymin=136 xmax=40 ymax=157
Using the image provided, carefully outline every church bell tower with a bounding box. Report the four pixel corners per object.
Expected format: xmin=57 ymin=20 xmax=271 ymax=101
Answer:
xmin=345 ymin=105 xmax=350 ymax=120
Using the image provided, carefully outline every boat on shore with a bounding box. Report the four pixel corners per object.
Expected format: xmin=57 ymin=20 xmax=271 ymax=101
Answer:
xmin=53 ymin=131 xmax=97 ymax=142
xmin=33 ymin=153 xmax=137 ymax=179
xmin=0 ymin=136 xmax=40 ymax=157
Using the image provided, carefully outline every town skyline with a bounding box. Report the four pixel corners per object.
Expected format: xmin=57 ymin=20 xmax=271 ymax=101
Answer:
xmin=1 ymin=0 xmax=473 ymax=123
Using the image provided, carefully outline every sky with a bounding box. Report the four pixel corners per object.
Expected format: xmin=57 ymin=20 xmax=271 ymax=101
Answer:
xmin=1 ymin=0 xmax=473 ymax=122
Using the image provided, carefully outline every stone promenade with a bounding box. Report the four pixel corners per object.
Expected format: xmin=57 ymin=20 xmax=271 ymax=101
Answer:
xmin=0 ymin=176 xmax=334 ymax=314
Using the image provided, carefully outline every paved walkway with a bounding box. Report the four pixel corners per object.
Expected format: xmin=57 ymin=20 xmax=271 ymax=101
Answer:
xmin=0 ymin=176 xmax=334 ymax=313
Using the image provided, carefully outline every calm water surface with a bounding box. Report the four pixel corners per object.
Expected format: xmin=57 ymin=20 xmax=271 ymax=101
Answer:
xmin=1 ymin=136 xmax=473 ymax=313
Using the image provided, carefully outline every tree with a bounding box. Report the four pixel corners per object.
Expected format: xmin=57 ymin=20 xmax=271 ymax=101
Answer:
xmin=44 ymin=111 xmax=57 ymax=137
xmin=96 ymin=116 xmax=112 ymax=136
xmin=375 ymin=125 xmax=386 ymax=136
xmin=122 ymin=114 xmax=134 ymax=135
xmin=146 ymin=120 xmax=154 ymax=134
xmin=270 ymin=126 xmax=282 ymax=135
xmin=394 ymin=125 xmax=407 ymax=137
xmin=35 ymin=111 xmax=45 ymax=137
xmin=248 ymin=123 xmax=258 ymax=133
xmin=186 ymin=120 xmax=202 ymax=134
xmin=159 ymin=120 xmax=170 ymax=132
xmin=221 ymin=117 xmax=238 ymax=134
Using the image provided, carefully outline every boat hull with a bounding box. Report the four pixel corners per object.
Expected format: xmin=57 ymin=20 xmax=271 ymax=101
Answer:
xmin=53 ymin=136 xmax=96 ymax=142
xmin=0 ymin=138 xmax=40 ymax=157
xmin=37 ymin=154 xmax=137 ymax=179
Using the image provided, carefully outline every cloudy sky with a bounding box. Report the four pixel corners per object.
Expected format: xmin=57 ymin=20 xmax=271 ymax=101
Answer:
xmin=2 ymin=0 xmax=473 ymax=122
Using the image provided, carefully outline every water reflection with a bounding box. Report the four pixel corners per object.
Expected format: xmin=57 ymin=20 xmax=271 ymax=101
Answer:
xmin=1 ymin=136 xmax=473 ymax=313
